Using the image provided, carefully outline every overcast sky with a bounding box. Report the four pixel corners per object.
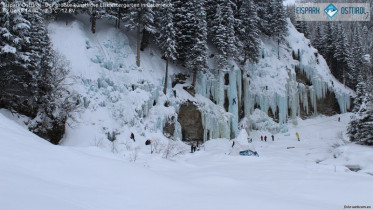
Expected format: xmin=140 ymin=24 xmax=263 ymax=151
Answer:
xmin=283 ymin=0 xmax=297 ymax=6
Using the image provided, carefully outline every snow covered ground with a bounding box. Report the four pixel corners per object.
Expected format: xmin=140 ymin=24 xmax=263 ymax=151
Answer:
xmin=1 ymin=111 xmax=372 ymax=210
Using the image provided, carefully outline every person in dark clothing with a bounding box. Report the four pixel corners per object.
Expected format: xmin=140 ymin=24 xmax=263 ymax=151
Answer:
xmin=232 ymin=141 xmax=235 ymax=148
xmin=130 ymin=133 xmax=135 ymax=142
xmin=191 ymin=144 xmax=194 ymax=153
xmin=261 ymin=136 xmax=263 ymax=141
xmin=271 ymin=135 xmax=274 ymax=141
xmin=338 ymin=117 xmax=340 ymax=122
xmin=264 ymin=136 xmax=267 ymax=142
xmin=232 ymin=97 xmax=237 ymax=105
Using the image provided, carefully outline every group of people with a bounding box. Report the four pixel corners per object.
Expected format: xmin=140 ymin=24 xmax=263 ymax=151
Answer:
xmin=260 ymin=135 xmax=275 ymax=142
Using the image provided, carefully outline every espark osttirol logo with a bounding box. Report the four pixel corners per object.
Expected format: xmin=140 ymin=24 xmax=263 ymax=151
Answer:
xmin=324 ymin=3 xmax=338 ymax=19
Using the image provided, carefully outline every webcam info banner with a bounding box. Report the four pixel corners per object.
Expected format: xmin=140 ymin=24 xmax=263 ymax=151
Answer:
xmin=295 ymin=3 xmax=370 ymax=21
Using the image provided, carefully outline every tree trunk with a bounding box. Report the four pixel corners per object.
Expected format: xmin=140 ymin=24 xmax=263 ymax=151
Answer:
xmin=192 ymin=69 xmax=197 ymax=90
xmin=278 ymin=38 xmax=280 ymax=59
xmin=117 ymin=10 xmax=121 ymax=29
xmin=163 ymin=59 xmax=169 ymax=95
xmin=91 ymin=13 xmax=96 ymax=34
xmin=141 ymin=29 xmax=150 ymax=51
xmin=136 ymin=24 xmax=141 ymax=67
xmin=65 ymin=13 xmax=68 ymax=25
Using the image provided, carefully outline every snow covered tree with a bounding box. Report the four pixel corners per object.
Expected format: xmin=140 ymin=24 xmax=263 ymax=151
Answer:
xmin=252 ymin=0 xmax=270 ymax=36
xmin=0 ymin=2 xmax=79 ymax=144
xmin=312 ymin=23 xmax=323 ymax=54
xmin=126 ymin=0 xmax=156 ymax=67
xmin=157 ymin=1 xmax=177 ymax=94
xmin=0 ymin=1 xmax=37 ymax=116
xmin=187 ymin=0 xmax=208 ymax=89
xmin=65 ymin=0 xmax=105 ymax=33
xmin=32 ymin=50 xmax=80 ymax=145
xmin=348 ymin=73 xmax=373 ymax=145
xmin=106 ymin=0 xmax=130 ymax=29
xmin=350 ymin=25 xmax=366 ymax=88
xmin=87 ymin=0 xmax=106 ymax=34
xmin=173 ymin=0 xmax=197 ymax=63
xmin=236 ymin=0 xmax=261 ymax=64
xmin=209 ymin=0 xmax=237 ymax=69
xmin=295 ymin=21 xmax=310 ymax=39
xmin=333 ymin=24 xmax=352 ymax=85
xmin=267 ymin=0 xmax=287 ymax=58
xmin=321 ymin=22 xmax=336 ymax=71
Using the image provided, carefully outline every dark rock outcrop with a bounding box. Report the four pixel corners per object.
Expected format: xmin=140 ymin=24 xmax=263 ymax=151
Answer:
xmin=317 ymin=91 xmax=341 ymax=116
xmin=177 ymin=101 xmax=203 ymax=141
xmin=163 ymin=116 xmax=175 ymax=139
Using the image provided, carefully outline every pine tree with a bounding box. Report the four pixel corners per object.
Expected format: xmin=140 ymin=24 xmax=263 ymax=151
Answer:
xmin=173 ymin=0 xmax=196 ymax=63
xmin=157 ymin=1 xmax=177 ymax=94
xmin=312 ymin=23 xmax=323 ymax=54
xmin=237 ymin=0 xmax=260 ymax=64
xmin=321 ymin=22 xmax=336 ymax=71
xmin=209 ymin=0 xmax=237 ymax=69
xmin=0 ymin=1 xmax=37 ymax=115
xmin=89 ymin=0 xmax=107 ymax=34
xmin=267 ymin=0 xmax=287 ymax=58
xmin=66 ymin=0 xmax=106 ymax=33
xmin=253 ymin=0 xmax=270 ymax=36
xmin=127 ymin=0 xmax=156 ymax=67
xmin=350 ymin=25 xmax=366 ymax=88
xmin=333 ymin=24 xmax=352 ymax=85
xmin=348 ymin=73 xmax=373 ymax=145
xmin=295 ymin=21 xmax=310 ymax=39
xmin=187 ymin=0 xmax=208 ymax=89
xmin=108 ymin=0 xmax=129 ymax=29
xmin=0 ymin=0 xmax=14 ymax=106
xmin=1 ymin=2 xmax=79 ymax=144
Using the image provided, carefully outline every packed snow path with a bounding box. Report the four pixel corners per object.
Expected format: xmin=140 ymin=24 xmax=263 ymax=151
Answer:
xmin=1 ymin=112 xmax=372 ymax=210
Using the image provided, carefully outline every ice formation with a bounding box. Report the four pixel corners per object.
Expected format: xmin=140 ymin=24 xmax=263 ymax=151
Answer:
xmin=49 ymin=17 xmax=354 ymax=145
xmin=195 ymin=19 xmax=354 ymax=141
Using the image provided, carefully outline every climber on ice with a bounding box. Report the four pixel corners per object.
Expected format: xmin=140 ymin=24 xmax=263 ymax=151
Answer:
xmin=232 ymin=97 xmax=237 ymax=105
xmin=296 ymin=132 xmax=300 ymax=141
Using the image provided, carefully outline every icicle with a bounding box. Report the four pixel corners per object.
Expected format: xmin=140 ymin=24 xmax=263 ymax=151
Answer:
xmin=336 ymin=93 xmax=351 ymax=113
xmin=277 ymin=93 xmax=288 ymax=124
xmin=309 ymin=86 xmax=317 ymax=115
xmin=217 ymin=71 xmax=225 ymax=107
xmin=174 ymin=118 xmax=182 ymax=141
xmin=236 ymin=69 xmax=242 ymax=104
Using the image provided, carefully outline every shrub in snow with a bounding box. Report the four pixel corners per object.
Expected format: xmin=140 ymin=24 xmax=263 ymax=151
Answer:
xmin=162 ymin=140 xmax=187 ymax=160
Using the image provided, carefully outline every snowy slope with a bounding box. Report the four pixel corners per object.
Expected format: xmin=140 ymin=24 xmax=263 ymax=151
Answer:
xmin=1 ymin=111 xmax=373 ymax=210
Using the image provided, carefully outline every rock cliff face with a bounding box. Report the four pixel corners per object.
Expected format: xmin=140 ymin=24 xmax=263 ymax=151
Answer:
xmin=296 ymin=69 xmax=341 ymax=117
xmin=177 ymin=101 xmax=203 ymax=141
xmin=317 ymin=91 xmax=341 ymax=116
